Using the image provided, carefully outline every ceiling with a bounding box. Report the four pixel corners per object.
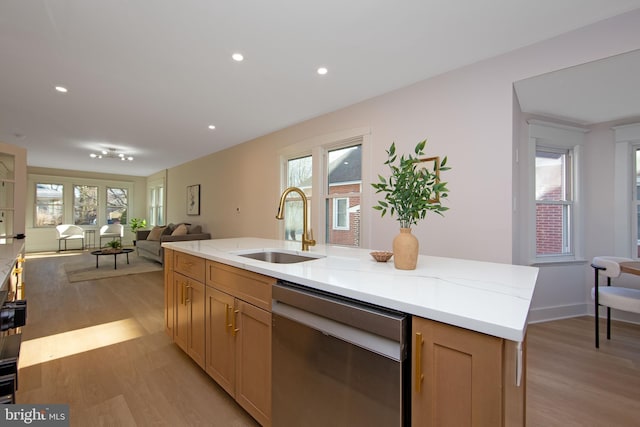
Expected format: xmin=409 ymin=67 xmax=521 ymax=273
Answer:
xmin=515 ymin=48 xmax=640 ymax=125
xmin=2 ymin=1 xmax=640 ymax=177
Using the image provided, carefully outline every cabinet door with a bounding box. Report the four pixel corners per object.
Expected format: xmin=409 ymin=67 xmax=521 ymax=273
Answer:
xmin=412 ymin=317 xmax=503 ymax=427
xmin=235 ymin=300 xmax=272 ymax=427
xmin=188 ymin=279 xmax=206 ymax=369
xmin=173 ymin=272 xmax=189 ymax=352
xmin=164 ymin=249 xmax=174 ymax=338
xmin=205 ymin=287 xmax=236 ymax=395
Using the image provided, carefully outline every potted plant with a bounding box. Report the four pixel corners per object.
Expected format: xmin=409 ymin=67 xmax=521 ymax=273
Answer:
xmin=103 ymin=239 xmax=123 ymax=254
xmin=371 ymin=139 xmax=450 ymax=269
xmin=129 ymin=218 xmax=147 ymax=246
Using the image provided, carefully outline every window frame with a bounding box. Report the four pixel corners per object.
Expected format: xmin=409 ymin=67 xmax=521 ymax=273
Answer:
xmin=34 ymin=182 xmax=64 ymax=227
xmin=106 ymin=186 xmax=129 ymax=225
xmin=279 ymin=128 xmax=371 ymax=248
xmin=28 ymin=174 xmax=136 ymax=230
xmin=527 ymin=120 xmax=586 ymax=265
xmin=332 ymin=197 xmax=350 ymax=231
xmin=148 ymin=177 xmax=165 ymax=227
xmin=535 ymin=146 xmax=574 ymax=257
xmin=73 ymin=184 xmax=99 ymax=226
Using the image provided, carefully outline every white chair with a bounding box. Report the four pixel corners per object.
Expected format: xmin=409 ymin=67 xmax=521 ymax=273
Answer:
xmin=99 ymin=224 xmax=124 ymax=247
xmin=56 ymin=224 xmax=85 ymax=251
xmin=591 ymin=256 xmax=640 ymax=348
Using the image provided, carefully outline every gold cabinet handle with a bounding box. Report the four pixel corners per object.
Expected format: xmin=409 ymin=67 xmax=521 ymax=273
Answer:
xmin=185 ymin=283 xmax=191 ymax=303
xmin=232 ymin=309 xmax=239 ymax=336
xmin=415 ymin=332 xmax=424 ymax=393
xmin=181 ymin=282 xmax=189 ymax=305
xmin=225 ymin=304 xmax=233 ymax=330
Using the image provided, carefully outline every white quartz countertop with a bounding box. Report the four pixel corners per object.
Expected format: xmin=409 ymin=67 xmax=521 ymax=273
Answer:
xmin=163 ymin=237 xmax=539 ymax=342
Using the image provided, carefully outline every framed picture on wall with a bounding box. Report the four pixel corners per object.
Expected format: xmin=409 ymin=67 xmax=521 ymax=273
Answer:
xmin=187 ymin=184 xmax=200 ymax=216
xmin=418 ymin=156 xmax=440 ymax=203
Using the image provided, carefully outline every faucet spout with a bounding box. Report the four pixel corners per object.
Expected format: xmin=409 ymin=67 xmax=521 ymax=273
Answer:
xmin=276 ymin=187 xmax=316 ymax=251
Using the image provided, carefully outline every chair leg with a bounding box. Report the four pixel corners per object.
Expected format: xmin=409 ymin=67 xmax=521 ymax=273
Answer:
xmin=594 ymin=266 xmax=600 ymax=348
xmin=606 ymin=276 xmax=612 ymax=340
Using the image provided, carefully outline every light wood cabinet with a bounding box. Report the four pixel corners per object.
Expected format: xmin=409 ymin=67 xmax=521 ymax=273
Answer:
xmin=173 ymin=253 xmax=206 ymax=369
xmin=205 ymin=287 xmax=235 ymax=394
xmin=234 ymin=299 xmax=271 ymax=426
xmin=205 ymin=260 xmax=274 ymax=427
xmin=412 ymin=316 xmax=525 ymax=427
xmin=173 ymin=272 xmax=206 ymax=368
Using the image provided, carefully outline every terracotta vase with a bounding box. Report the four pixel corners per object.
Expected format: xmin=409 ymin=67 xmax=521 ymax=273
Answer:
xmin=392 ymin=227 xmax=419 ymax=270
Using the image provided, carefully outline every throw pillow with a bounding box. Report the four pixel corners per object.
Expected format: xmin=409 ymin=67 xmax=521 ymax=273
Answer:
xmin=171 ymin=223 xmax=188 ymax=236
xmin=147 ymin=226 xmax=166 ymax=241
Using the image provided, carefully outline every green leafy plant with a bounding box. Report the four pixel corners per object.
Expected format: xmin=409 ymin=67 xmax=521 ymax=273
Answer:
xmin=371 ymin=139 xmax=450 ymax=228
xmin=129 ymin=218 xmax=147 ymax=234
xmin=104 ymin=240 xmax=123 ymax=250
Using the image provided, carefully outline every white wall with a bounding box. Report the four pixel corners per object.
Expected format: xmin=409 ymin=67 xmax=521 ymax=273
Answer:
xmin=162 ymin=11 xmax=640 ymax=321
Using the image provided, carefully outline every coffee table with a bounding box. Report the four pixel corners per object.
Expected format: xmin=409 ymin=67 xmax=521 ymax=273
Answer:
xmin=91 ymin=248 xmax=134 ymax=270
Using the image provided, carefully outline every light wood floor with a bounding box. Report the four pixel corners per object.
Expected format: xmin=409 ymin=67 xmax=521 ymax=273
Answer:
xmin=15 ymin=251 xmax=640 ymax=426
xmin=16 ymin=251 xmax=258 ymax=426
xmin=526 ymin=316 xmax=640 ymax=427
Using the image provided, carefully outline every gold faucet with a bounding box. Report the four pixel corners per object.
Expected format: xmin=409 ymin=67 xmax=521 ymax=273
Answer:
xmin=276 ymin=187 xmax=316 ymax=251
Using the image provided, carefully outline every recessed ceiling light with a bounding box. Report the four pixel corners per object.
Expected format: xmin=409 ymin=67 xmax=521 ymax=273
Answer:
xmin=232 ymin=53 xmax=244 ymax=62
xmin=55 ymin=86 xmax=68 ymax=93
xmin=317 ymin=67 xmax=328 ymax=75
xmin=208 ymin=125 xmax=216 ymax=130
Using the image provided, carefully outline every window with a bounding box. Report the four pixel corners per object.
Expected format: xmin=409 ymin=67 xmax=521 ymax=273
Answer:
xmin=535 ymin=148 xmax=573 ymax=256
xmin=106 ymin=187 xmax=128 ymax=224
xmin=283 ymin=155 xmax=312 ymax=242
xmin=633 ymin=146 xmax=640 ymax=258
xmin=73 ymin=185 xmax=98 ymax=225
xmin=527 ymin=120 xmax=585 ymax=263
xmin=149 ymin=184 xmax=164 ymax=226
xmin=281 ymin=136 xmax=364 ymax=248
xmin=325 ymin=145 xmax=361 ymax=246
xmin=612 ymin=124 xmax=640 ymax=259
xmin=333 ymin=198 xmax=349 ymax=230
xmin=35 ymin=183 xmax=63 ymax=227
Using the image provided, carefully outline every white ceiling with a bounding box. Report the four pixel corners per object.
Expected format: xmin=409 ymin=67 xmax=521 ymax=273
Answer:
xmin=515 ymin=48 xmax=640 ymax=125
xmin=2 ymin=1 xmax=640 ymax=176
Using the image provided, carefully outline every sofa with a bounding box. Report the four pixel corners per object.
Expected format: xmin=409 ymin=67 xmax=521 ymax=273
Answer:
xmin=136 ymin=223 xmax=211 ymax=264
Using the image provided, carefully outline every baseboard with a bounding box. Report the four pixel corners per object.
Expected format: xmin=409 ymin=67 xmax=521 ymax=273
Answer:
xmin=529 ymin=303 xmax=640 ymax=325
xmin=528 ymin=303 xmax=587 ymax=324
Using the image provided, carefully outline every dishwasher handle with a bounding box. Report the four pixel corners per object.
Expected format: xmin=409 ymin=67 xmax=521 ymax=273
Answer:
xmin=273 ymin=281 xmax=407 ymax=343
xmin=273 ymin=298 xmax=403 ymax=361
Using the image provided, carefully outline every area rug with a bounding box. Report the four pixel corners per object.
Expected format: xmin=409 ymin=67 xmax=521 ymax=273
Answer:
xmin=64 ymin=253 xmax=163 ymax=283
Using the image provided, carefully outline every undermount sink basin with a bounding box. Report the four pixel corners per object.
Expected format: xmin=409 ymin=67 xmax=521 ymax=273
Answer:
xmin=235 ymin=250 xmax=324 ymax=264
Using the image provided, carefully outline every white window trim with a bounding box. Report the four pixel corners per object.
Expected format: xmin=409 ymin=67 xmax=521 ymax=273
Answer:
xmin=332 ymin=197 xmax=349 ymax=230
xmin=613 ymin=123 xmax=640 ymax=257
xmin=527 ymin=120 xmax=587 ymax=264
xmin=279 ymin=127 xmax=371 ymax=247
xmin=28 ymin=174 xmax=135 ymax=228
xmin=148 ymin=177 xmax=165 ymax=227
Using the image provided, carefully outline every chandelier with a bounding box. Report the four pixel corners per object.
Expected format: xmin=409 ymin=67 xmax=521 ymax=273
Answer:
xmin=89 ymin=148 xmax=134 ymax=161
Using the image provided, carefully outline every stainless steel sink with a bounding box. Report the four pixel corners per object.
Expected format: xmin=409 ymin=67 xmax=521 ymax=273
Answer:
xmin=235 ymin=250 xmax=323 ymax=264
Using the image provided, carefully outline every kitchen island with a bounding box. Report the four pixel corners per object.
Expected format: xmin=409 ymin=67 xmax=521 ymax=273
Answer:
xmin=163 ymin=237 xmax=538 ymax=426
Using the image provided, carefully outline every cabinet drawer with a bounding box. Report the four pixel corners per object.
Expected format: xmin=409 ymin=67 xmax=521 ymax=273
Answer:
xmin=174 ymin=252 xmax=205 ymax=282
xmin=206 ymin=261 xmax=275 ymax=311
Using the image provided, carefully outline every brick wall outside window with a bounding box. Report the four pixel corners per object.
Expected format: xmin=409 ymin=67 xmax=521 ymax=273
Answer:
xmin=536 ymin=186 xmax=565 ymax=255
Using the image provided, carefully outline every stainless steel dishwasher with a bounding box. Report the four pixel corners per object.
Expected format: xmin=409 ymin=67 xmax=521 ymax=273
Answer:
xmin=272 ymin=281 xmax=409 ymax=427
